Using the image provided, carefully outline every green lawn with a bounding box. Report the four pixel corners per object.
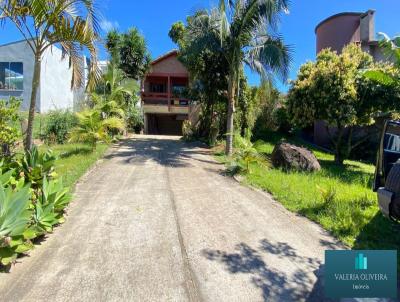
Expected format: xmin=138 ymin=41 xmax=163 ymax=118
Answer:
xmin=216 ymin=132 xmax=400 ymax=255
xmin=39 ymin=143 xmax=109 ymax=188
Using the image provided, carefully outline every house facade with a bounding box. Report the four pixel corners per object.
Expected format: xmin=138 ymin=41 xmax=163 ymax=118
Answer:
xmin=141 ymin=50 xmax=193 ymax=135
xmin=313 ymin=10 xmax=388 ymax=147
xmin=0 ymin=40 xmax=87 ymax=113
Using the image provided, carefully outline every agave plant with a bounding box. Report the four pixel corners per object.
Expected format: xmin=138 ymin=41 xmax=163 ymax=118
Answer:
xmin=0 ymin=184 xmax=32 ymax=265
xmin=41 ymin=177 xmax=72 ymax=214
xmin=20 ymin=146 xmax=57 ymax=189
xmin=69 ymin=110 xmax=125 ymax=150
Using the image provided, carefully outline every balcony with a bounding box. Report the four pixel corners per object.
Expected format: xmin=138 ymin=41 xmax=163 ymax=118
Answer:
xmin=141 ymin=92 xmax=190 ymax=115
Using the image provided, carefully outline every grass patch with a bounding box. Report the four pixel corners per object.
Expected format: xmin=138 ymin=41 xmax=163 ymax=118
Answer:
xmin=39 ymin=143 xmax=109 ymax=188
xmin=216 ymin=132 xmax=400 ymax=255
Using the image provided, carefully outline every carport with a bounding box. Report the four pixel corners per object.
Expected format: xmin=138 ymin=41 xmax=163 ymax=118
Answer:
xmin=146 ymin=114 xmax=187 ymax=136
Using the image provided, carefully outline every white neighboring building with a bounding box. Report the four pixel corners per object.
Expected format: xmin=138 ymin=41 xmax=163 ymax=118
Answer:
xmin=0 ymin=39 xmax=88 ymax=113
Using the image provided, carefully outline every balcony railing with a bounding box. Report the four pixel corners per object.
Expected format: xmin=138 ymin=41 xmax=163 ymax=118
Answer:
xmin=141 ymin=92 xmax=169 ymax=99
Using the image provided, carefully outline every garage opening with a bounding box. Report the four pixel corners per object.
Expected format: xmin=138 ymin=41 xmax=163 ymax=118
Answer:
xmin=146 ymin=114 xmax=187 ymax=135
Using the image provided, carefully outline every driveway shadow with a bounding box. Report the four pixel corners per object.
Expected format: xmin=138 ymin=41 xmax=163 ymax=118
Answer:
xmin=104 ymin=137 xmax=213 ymax=168
xmin=203 ymin=239 xmax=330 ymax=301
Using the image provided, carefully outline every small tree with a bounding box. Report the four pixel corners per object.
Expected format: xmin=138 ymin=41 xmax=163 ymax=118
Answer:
xmin=0 ymin=0 xmax=101 ymax=151
xmin=105 ymin=28 xmax=151 ymax=80
xmin=287 ymin=44 xmax=400 ymax=164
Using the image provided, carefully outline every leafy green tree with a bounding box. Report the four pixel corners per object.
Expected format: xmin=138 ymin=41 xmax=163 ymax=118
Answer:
xmin=287 ymin=44 xmax=400 ymax=164
xmin=106 ymin=28 xmax=151 ymax=80
xmin=169 ymin=15 xmax=230 ymax=143
xmin=169 ymin=7 xmax=281 ymax=146
xmin=213 ymin=0 xmax=291 ymax=155
xmin=0 ymin=0 xmax=101 ymax=150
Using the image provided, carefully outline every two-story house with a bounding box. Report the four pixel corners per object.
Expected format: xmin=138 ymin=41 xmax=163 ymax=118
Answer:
xmin=141 ymin=50 xmax=193 ymax=135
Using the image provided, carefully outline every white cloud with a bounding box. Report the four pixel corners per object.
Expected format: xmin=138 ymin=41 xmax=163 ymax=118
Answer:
xmin=100 ymin=19 xmax=119 ymax=33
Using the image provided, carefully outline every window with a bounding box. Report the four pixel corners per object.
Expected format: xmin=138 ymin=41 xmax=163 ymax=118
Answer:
xmin=0 ymin=62 xmax=23 ymax=90
xmin=150 ymin=83 xmax=165 ymax=93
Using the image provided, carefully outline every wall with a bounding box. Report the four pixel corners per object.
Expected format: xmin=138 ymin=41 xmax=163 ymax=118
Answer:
xmin=0 ymin=40 xmax=37 ymax=111
xmin=150 ymin=55 xmax=188 ymax=75
xmin=40 ymin=45 xmax=75 ymax=112
xmin=316 ymin=13 xmax=362 ymax=54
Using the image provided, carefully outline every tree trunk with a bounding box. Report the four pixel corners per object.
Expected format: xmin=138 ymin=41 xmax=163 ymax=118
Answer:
xmin=225 ymin=80 xmax=235 ymax=156
xmin=334 ymin=126 xmax=344 ymax=165
xmin=24 ymin=54 xmax=41 ymax=151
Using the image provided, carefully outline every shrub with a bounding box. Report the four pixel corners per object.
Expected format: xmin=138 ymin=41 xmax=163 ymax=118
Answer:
xmin=69 ymin=110 xmax=125 ymax=149
xmin=126 ymin=105 xmax=143 ymax=133
xmin=230 ymin=134 xmax=269 ymax=174
xmin=43 ymin=110 xmax=77 ymax=144
xmin=0 ymin=98 xmax=21 ymax=156
xmin=273 ymin=107 xmax=291 ymax=134
xmin=182 ymin=120 xmax=195 ymax=141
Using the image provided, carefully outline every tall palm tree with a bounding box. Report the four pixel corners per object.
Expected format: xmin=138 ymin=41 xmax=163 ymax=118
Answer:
xmin=192 ymin=0 xmax=292 ymax=155
xmin=0 ymin=0 xmax=101 ymax=150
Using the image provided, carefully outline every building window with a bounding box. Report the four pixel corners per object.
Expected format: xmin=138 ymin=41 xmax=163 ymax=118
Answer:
xmin=0 ymin=62 xmax=24 ymax=91
xmin=150 ymin=83 xmax=166 ymax=93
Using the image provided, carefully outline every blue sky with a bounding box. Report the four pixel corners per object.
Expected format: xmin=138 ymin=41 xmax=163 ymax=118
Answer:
xmin=0 ymin=0 xmax=398 ymax=91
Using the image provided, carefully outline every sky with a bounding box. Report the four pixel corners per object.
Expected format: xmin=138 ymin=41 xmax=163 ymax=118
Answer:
xmin=0 ymin=0 xmax=399 ymax=92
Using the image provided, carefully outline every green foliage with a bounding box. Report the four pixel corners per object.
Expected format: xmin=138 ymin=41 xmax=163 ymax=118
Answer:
xmin=0 ymin=98 xmax=21 ymax=156
xmin=169 ymin=15 xmax=230 ymax=142
xmin=20 ymin=146 xmax=57 ymax=190
xmin=168 ymin=21 xmax=186 ymax=45
xmin=0 ymin=0 xmax=101 ymax=150
xmin=171 ymin=1 xmax=291 ymax=153
xmin=215 ymin=132 xmax=399 ymax=254
xmin=0 ymin=141 xmax=103 ymax=267
xmin=230 ymin=134 xmax=269 ymax=174
xmin=94 ymin=62 xmax=142 ymax=133
xmin=43 ymin=110 xmax=77 ymax=145
xmin=287 ymin=44 xmax=400 ymax=164
xmin=235 ymin=81 xmax=261 ymax=137
xmin=0 ymin=184 xmax=32 ymax=266
xmin=182 ymin=120 xmax=195 ymax=142
xmin=69 ymin=110 xmax=124 ymax=149
xmin=32 ymin=177 xmax=71 ymax=234
xmin=106 ymin=28 xmax=151 ymax=80
xmin=273 ymin=107 xmax=291 ymax=133
xmin=364 ymin=33 xmax=400 ymax=89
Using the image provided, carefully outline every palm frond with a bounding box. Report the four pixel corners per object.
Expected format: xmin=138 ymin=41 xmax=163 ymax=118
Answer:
xmin=245 ymin=34 xmax=292 ymax=81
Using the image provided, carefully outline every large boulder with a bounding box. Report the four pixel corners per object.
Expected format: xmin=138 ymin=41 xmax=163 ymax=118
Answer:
xmin=271 ymin=142 xmax=321 ymax=172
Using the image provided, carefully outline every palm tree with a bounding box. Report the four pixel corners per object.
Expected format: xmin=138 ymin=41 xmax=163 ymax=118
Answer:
xmin=0 ymin=0 xmax=101 ymax=150
xmin=192 ymin=0 xmax=292 ymax=155
xmin=69 ymin=109 xmax=124 ymax=150
xmin=92 ymin=62 xmax=139 ymax=120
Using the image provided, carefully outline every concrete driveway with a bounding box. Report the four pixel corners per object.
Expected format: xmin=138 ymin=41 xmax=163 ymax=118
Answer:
xmin=0 ymin=135 xmax=344 ymax=302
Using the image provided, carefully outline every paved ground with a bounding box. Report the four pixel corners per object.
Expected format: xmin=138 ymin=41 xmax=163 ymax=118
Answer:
xmin=0 ymin=135 xmax=346 ymax=302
